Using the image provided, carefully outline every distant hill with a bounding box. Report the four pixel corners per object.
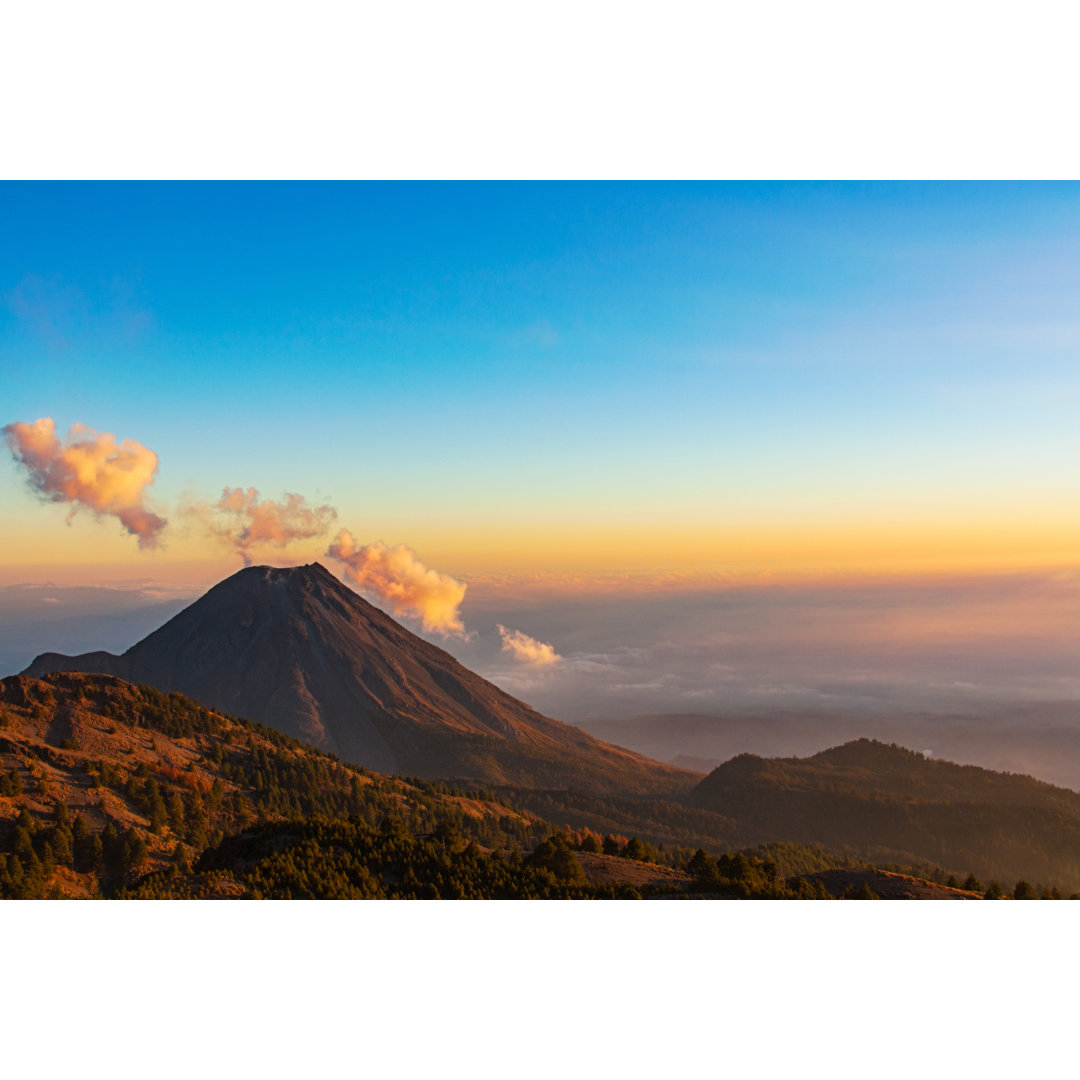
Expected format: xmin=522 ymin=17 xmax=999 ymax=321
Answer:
xmin=580 ymin=706 xmax=1080 ymax=792
xmin=23 ymin=563 xmax=691 ymax=795
xmin=688 ymin=738 xmax=1080 ymax=888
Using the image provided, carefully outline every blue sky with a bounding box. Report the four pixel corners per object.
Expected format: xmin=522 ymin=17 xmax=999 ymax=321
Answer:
xmin=3 ymin=181 xmax=1080 ymax=579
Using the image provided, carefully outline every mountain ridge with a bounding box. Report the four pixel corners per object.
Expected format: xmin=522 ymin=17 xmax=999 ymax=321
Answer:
xmin=24 ymin=563 xmax=692 ymax=794
xmin=688 ymin=737 xmax=1080 ymax=887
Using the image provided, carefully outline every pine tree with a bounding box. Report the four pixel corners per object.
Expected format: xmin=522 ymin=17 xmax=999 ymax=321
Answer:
xmin=14 ymin=823 xmax=35 ymax=860
xmin=71 ymin=815 xmax=91 ymax=870
xmin=101 ymin=821 xmax=120 ymax=869
xmin=687 ymin=848 xmax=720 ymax=889
xmin=89 ymin=834 xmax=105 ymax=873
xmin=50 ymin=828 xmax=73 ymax=867
xmin=167 ymin=792 xmax=185 ymax=833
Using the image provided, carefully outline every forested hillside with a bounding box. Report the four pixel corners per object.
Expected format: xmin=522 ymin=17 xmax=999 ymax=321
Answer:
xmin=0 ymin=672 xmax=541 ymax=898
xmin=689 ymin=739 xmax=1080 ymax=889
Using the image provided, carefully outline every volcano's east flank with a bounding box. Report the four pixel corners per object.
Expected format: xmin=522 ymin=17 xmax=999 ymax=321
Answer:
xmin=24 ymin=563 xmax=692 ymax=794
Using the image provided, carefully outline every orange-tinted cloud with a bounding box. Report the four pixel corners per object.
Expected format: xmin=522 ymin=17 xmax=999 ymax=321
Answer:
xmin=3 ymin=417 xmax=166 ymax=548
xmin=497 ymin=624 xmax=560 ymax=665
xmin=327 ymin=529 xmax=467 ymax=637
xmin=206 ymin=487 xmax=337 ymax=566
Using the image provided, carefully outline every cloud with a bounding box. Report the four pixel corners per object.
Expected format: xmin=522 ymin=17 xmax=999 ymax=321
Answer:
xmin=3 ymin=417 xmax=166 ymax=548
xmin=327 ymin=529 xmax=467 ymax=637
xmin=204 ymin=487 xmax=337 ymax=566
xmin=497 ymin=624 xmax=560 ymax=666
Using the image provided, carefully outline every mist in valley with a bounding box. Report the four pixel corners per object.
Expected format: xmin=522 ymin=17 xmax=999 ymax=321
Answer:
xmin=459 ymin=569 xmax=1080 ymax=788
xmin=6 ymin=566 xmax=1080 ymax=788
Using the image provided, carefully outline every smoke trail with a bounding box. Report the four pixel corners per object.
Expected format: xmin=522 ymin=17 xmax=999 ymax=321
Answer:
xmin=497 ymin=624 xmax=561 ymax=665
xmin=327 ymin=528 xmax=467 ymax=637
xmin=207 ymin=487 xmax=337 ymax=566
xmin=3 ymin=417 xmax=166 ymax=548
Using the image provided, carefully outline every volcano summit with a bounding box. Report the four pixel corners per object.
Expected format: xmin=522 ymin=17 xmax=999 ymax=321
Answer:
xmin=24 ymin=563 xmax=689 ymax=793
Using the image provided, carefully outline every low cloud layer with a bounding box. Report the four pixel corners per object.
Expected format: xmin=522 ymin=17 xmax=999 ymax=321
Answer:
xmin=497 ymin=624 xmax=560 ymax=665
xmin=3 ymin=417 xmax=166 ymax=548
xmin=0 ymin=582 xmax=196 ymax=678
xmin=203 ymin=487 xmax=337 ymax=566
xmin=327 ymin=529 xmax=467 ymax=637
xmin=458 ymin=571 xmax=1080 ymax=732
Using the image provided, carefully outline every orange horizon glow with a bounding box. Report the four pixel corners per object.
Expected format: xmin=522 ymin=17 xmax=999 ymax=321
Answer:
xmin=2 ymin=510 xmax=1079 ymax=593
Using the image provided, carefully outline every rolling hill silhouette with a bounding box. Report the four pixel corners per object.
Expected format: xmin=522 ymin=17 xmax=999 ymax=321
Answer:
xmin=23 ymin=563 xmax=691 ymax=793
xmin=689 ymin=738 xmax=1080 ymax=887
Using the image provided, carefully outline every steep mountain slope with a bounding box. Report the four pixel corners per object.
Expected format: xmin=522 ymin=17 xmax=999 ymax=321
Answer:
xmin=23 ymin=563 xmax=691 ymax=794
xmin=688 ymin=738 xmax=1080 ymax=888
xmin=0 ymin=672 xmax=543 ymax=898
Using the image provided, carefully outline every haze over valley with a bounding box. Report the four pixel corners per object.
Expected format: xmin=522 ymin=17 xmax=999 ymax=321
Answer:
xmin=6 ymin=566 xmax=1080 ymax=789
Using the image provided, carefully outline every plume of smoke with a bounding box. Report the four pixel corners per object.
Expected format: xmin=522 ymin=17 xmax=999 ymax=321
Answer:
xmin=327 ymin=529 xmax=467 ymax=637
xmin=3 ymin=417 xmax=166 ymax=548
xmin=497 ymin=624 xmax=561 ymax=666
xmin=207 ymin=487 xmax=337 ymax=566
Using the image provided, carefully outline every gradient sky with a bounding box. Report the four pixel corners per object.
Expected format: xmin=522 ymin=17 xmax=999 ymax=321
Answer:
xmin=3 ymin=181 xmax=1080 ymax=584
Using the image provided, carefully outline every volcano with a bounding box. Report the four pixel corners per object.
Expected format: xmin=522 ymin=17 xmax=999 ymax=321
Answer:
xmin=23 ymin=563 xmax=690 ymax=793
